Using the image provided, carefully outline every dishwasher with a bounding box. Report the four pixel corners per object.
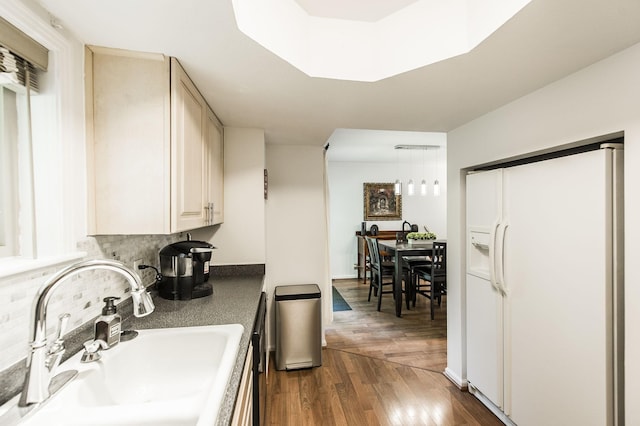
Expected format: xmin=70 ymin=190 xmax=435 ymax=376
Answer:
xmin=251 ymin=292 xmax=267 ymax=425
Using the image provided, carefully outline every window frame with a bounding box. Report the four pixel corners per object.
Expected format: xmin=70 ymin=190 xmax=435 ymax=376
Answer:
xmin=0 ymin=86 xmax=18 ymax=258
xmin=0 ymin=0 xmax=87 ymax=277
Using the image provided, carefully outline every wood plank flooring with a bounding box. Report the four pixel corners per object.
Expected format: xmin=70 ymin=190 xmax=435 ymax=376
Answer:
xmin=327 ymin=278 xmax=447 ymax=372
xmin=266 ymin=279 xmax=502 ymax=425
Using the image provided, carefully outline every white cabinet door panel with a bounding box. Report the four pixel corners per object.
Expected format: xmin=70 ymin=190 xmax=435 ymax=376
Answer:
xmin=171 ymin=58 xmax=207 ymax=232
xmin=206 ymin=109 xmax=224 ymax=225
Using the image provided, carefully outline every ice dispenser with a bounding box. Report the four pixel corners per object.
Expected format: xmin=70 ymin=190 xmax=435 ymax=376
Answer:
xmin=468 ymin=228 xmax=491 ymax=279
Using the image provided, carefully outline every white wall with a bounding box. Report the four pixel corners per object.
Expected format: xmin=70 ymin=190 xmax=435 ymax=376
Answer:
xmin=191 ymin=127 xmax=266 ymax=265
xmin=446 ymin=41 xmax=640 ymax=424
xmin=265 ymin=144 xmax=330 ymax=346
xmin=328 ymin=158 xmax=447 ymax=278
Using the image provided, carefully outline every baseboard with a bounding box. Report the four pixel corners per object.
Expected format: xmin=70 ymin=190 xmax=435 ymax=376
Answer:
xmin=444 ymin=367 xmax=468 ymax=390
xmin=332 ymin=274 xmax=358 ymax=280
xmin=468 ymin=383 xmax=515 ymax=426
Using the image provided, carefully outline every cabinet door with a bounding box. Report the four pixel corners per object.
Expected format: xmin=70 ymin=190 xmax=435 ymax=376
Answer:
xmin=87 ymin=47 xmax=171 ymax=235
xmin=232 ymin=344 xmax=253 ymax=426
xmin=206 ymin=108 xmax=224 ymax=224
xmin=171 ymin=58 xmax=207 ymax=232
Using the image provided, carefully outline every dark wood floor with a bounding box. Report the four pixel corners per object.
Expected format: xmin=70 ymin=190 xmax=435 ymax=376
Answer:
xmin=266 ymin=278 xmax=501 ymax=425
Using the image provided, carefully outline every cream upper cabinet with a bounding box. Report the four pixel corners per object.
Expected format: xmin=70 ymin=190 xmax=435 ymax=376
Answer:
xmin=86 ymin=46 xmax=224 ymax=235
xmin=170 ymin=57 xmax=208 ymax=232
xmin=206 ymin=108 xmax=224 ymax=225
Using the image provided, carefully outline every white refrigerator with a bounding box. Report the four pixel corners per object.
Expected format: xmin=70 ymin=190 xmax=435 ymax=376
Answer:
xmin=465 ymin=144 xmax=624 ymax=426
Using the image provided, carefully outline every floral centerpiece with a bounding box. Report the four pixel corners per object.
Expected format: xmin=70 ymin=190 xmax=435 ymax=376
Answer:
xmin=406 ymin=228 xmax=437 ymax=244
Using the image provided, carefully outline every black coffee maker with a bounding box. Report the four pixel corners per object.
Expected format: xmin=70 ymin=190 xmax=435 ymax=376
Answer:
xmin=157 ymin=235 xmax=215 ymax=300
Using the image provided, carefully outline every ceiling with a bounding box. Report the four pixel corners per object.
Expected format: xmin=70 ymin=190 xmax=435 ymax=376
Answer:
xmin=294 ymin=0 xmax=419 ymax=22
xmin=233 ymin=0 xmax=532 ymax=82
xmin=326 ymin=129 xmax=445 ymax=163
xmin=33 ymin=0 xmax=640 ymax=158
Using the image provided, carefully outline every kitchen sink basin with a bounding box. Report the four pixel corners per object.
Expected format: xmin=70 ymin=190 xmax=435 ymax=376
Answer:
xmin=9 ymin=324 xmax=244 ymax=426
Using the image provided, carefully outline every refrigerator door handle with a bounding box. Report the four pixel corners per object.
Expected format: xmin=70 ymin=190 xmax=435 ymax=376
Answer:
xmin=496 ymin=222 xmax=509 ymax=296
xmin=489 ymin=220 xmax=500 ymax=291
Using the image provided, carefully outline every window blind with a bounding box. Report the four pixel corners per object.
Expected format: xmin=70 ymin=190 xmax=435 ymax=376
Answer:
xmin=0 ymin=16 xmax=48 ymax=92
xmin=0 ymin=45 xmax=38 ymax=91
xmin=0 ymin=16 xmax=48 ymax=70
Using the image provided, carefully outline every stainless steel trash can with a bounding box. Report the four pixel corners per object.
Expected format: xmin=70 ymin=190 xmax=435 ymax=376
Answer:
xmin=275 ymin=284 xmax=322 ymax=371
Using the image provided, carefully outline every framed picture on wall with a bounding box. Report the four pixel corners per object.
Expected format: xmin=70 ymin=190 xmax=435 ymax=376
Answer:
xmin=363 ymin=182 xmax=402 ymax=221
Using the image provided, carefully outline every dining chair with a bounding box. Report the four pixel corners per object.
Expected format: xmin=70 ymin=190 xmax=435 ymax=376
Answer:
xmin=365 ymin=237 xmax=395 ymax=311
xmin=401 ymin=255 xmax=432 ymax=309
xmin=412 ymin=241 xmax=447 ymax=320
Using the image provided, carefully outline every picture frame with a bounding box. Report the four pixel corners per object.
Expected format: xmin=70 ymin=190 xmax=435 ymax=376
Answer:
xmin=363 ymin=182 xmax=402 ymax=221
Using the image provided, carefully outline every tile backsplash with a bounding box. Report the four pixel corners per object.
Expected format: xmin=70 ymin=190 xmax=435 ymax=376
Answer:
xmin=0 ymin=233 xmax=183 ymax=372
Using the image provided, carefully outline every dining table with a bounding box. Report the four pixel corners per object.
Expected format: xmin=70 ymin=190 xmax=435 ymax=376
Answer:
xmin=377 ymin=239 xmax=441 ymax=317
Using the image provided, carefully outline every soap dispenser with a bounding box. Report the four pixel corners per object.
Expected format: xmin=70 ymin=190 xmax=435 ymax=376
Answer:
xmin=95 ymin=296 xmax=121 ymax=348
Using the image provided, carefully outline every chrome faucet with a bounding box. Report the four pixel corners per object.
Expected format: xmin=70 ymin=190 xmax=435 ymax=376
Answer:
xmin=18 ymin=259 xmax=155 ymax=407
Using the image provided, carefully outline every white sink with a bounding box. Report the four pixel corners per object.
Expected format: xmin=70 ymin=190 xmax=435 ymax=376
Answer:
xmin=13 ymin=324 xmax=244 ymax=426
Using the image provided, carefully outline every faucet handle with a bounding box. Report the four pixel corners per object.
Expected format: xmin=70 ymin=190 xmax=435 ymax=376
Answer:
xmin=81 ymin=339 xmax=108 ymax=363
xmin=49 ymin=313 xmax=70 ymax=355
xmin=55 ymin=313 xmax=70 ymax=343
xmin=45 ymin=313 xmax=71 ymax=371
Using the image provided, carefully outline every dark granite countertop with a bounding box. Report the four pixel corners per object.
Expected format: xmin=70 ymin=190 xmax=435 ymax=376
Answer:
xmin=0 ymin=271 xmax=264 ymax=426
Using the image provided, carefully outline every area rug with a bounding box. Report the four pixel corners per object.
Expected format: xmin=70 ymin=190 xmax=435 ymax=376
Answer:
xmin=332 ymin=286 xmax=352 ymax=311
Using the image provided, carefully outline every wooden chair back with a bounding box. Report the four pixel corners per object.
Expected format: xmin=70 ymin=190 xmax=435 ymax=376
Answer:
xmin=365 ymin=236 xmax=380 ymax=269
xmin=431 ymin=241 xmax=446 ymax=277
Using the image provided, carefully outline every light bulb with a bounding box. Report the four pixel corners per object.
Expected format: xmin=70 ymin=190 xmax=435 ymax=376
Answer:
xmin=420 ymin=179 xmax=427 ymax=196
xmin=394 ymin=179 xmax=402 ymax=195
xmin=407 ymin=179 xmax=414 ymax=196
xmin=433 ymin=179 xmax=440 ymax=196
